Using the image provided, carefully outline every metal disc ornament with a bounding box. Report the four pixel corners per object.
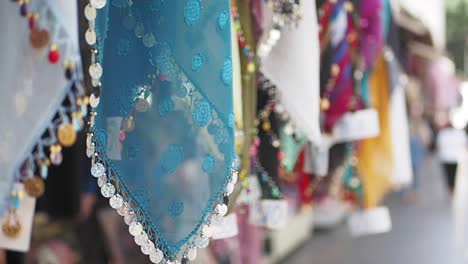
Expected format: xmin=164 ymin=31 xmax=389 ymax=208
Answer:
xmin=84 ymin=4 xmax=97 ymax=21
xmin=57 ymin=123 xmax=77 ymax=147
xmin=2 ymin=218 xmax=21 ymax=238
xmin=90 ymin=0 xmax=107 ymax=9
xmin=90 ymin=93 xmax=100 ymax=108
xmin=24 ymin=176 xmax=45 ymax=198
xmin=29 ymin=29 xmax=50 ymax=49
xmin=122 ymin=117 xmax=135 ymax=132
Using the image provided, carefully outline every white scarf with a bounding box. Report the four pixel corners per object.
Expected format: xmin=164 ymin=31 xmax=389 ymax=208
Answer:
xmin=0 ymin=0 xmax=80 ymax=212
xmin=260 ymin=0 xmax=321 ymax=143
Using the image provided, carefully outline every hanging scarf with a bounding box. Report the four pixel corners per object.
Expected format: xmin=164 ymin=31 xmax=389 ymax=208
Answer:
xmin=260 ymin=0 xmax=321 ymax=143
xmin=389 ymin=57 xmax=413 ymax=186
xmin=0 ymin=0 xmax=83 ymax=213
xmin=357 ymin=55 xmax=393 ymax=208
xmin=358 ymin=0 xmax=384 ymax=106
xmin=87 ymin=0 xmax=236 ymax=261
xmin=359 ymin=0 xmax=383 ymax=70
xmin=321 ymin=0 xmax=355 ymax=132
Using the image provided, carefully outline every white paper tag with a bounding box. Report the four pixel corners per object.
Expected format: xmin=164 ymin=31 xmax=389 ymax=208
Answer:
xmin=249 ymin=199 xmax=289 ymax=229
xmin=237 ymin=175 xmax=262 ymax=204
xmin=106 ymin=117 xmax=123 ymax=160
xmin=249 ymin=201 xmax=263 ymax=226
xmin=348 ymin=206 xmax=392 ymax=237
xmin=333 ymin=108 xmax=380 ymax=143
xmin=0 ymin=185 xmax=36 ymax=252
xmin=303 ymin=139 xmax=331 ymax=177
xmin=212 ymin=214 xmax=238 ymax=240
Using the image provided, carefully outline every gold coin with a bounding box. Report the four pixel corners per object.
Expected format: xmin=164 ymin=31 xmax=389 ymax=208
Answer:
xmin=320 ymin=98 xmax=330 ymax=111
xmin=262 ymin=121 xmax=271 ymax=131
xmin=57 ymin=123 xmax=77 ymax=147
xmin=122 ymin=117 xmax=135 ymax=132
xmin=345 ymin=1 xmax=354 ymax=12
xmin=2 ymin=220 xmax=21 ymax=238
xmin=24 ymin=176 xmax=45 ymax=198
xmin=29 ymin=29 xmax=50 ymax=49
xmin=331 ymin=64 xmax=340 ymax=77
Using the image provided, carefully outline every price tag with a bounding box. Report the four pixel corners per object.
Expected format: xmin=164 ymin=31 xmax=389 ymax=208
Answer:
xmin=262 ymin=200 xmax=289 ymax=229
xmin=347 ymin=206 xmax=392 ymax=237
xmin=249 ymin=199 xmax=289 ymax=229
xmin=106 ymin=117 xmax=123 ymax=160
xmin=333 ymin=108 xmax=380 ymax=143
xmin=303 ymin=139 xmax=331 ymax=177
xmin=212 ymin=214 xmax=238 ymax=240
xmin=237 ymin=175 xmax=262 ymax=204
xmin=248 ymin=200 xmax=263 ymax=226
xmin=0 ymin=184 xmax=36 ymax=252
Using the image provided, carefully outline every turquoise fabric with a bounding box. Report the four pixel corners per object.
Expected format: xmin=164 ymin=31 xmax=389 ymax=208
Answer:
xmin=382 ymin=0 xmax=391 ymax=41
xmin=360 ymin=71 xmax=371 ymax=107
xmin=279 ymin=128 xmax=306 ymax=173
xmin=93 ymin=0 xmax=234 ymax=258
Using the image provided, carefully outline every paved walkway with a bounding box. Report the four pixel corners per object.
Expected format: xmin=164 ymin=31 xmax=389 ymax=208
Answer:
xmin=284 ymin=156 xmax=465 ymax=264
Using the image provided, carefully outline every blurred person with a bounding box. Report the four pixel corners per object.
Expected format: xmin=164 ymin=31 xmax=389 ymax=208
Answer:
xmin=436 ymin=124 xmax=467 ymax=196
xmin=403 ymin=125 xmax=427 ymax=203
xmin=403 ymin=104 xmax=432 ymax=202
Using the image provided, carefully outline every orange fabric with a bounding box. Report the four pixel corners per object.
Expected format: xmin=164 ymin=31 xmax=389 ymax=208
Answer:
xmin=357 ymin=55 xmax=393 ymax=208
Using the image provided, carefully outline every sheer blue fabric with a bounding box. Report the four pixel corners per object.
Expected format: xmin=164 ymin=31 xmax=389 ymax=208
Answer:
xmin=93 ymin=0 xmax=234 ymax=258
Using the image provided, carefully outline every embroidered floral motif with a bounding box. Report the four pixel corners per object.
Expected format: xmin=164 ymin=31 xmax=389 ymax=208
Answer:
xmin=228 ymin=113 xmax=235 ymax=128
xmin=218 ymin=10 xmax=228 ymax=30
xmin=202 ymin=154 xmax=215 ymax=173
xmin=192 ymin=99 xmax=212 ymax=127
xmin=168 ymin=200 xmax=184 ymax=217
xmin=192 ymin=53 xmax=204 ymax=72
xmin=221 ymin=57 xmax=232 ymax=85
xmin=151 ymin=42 xmax=177 ymax=81
xmin=184 ymin=0 xmax=201 ymax=26
xmin=159 ymin=97 xmax=174 ymax=116
xmin=142 ymin=33 xmax=156 ymax=48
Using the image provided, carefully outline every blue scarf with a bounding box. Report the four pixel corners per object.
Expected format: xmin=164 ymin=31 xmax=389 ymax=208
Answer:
xmin=88 ymin=0 xmax=235 ymax=261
